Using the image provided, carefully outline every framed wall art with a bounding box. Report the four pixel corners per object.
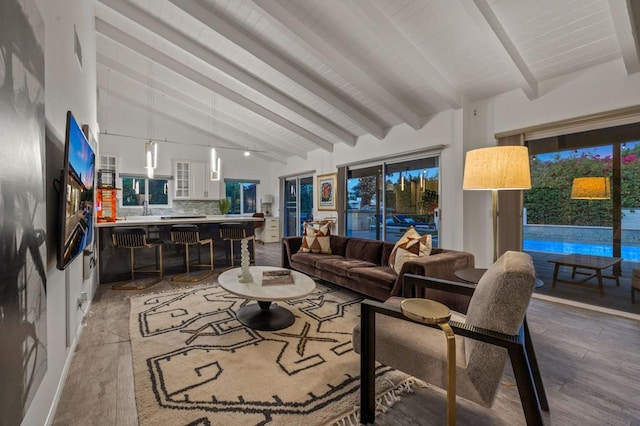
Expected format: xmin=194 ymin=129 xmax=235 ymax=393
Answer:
xmin=317 ymin=173 xmax=338 ymax=211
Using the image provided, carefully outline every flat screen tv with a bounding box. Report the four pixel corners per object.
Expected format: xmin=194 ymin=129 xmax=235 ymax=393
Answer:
xmin=57 ymin=111 xmax=95 ymax=270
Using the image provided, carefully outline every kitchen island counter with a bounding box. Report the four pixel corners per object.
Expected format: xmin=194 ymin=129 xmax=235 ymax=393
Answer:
xmin=96 ymin=215 xmax=262 ymax=227
xmin=97 ymin=216 xmax=263 ymax=284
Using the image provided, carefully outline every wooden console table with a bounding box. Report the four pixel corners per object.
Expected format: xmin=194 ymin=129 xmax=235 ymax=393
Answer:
xmin=548 ymin=254 xmax=622 ymax=296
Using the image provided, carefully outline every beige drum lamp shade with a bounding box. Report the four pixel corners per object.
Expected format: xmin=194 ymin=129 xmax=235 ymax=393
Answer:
xmin=462 ymin=146 xmax=532 ymax=190
xmin=570 ymin=177 xmax=611 ymax=200
xmin=463 ymin=145 xmax=532 ymax=262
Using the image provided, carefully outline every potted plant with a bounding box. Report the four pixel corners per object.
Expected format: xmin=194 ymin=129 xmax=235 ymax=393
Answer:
xmin=218 ymin=198 xmax=231 ymax=215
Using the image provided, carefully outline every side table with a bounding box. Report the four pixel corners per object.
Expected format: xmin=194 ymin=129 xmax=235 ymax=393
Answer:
xmin=401 ymin=298 xmax=456 ymax=426
xmin=455 ymin=267 xmax=544 ymax=288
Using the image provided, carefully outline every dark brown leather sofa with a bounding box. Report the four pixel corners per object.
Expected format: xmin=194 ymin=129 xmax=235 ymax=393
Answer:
xmin=282 ymin=235 xmax=475 ymax=302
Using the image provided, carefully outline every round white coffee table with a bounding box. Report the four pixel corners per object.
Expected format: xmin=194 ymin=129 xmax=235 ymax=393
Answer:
xmin=218 ymin=266 xmax=316 ymax=331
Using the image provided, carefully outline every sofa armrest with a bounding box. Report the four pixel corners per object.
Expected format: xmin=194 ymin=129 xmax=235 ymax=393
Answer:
xmin=390 ymin=249 xmax=475 ymax=313
xmin=282 ymin=236 xmax=303 ymax=269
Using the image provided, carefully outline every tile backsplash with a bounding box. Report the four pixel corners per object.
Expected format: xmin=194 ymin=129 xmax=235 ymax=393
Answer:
xmin=118 ymin=200 xmax=221 ymax=217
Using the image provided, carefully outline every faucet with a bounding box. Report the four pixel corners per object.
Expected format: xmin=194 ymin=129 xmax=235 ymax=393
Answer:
xmin=143 ymin=200 xmax=151 ymax=216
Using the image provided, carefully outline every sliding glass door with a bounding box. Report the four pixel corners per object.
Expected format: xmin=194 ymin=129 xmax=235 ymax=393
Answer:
xmin=345 ymin=156 xmax=440 ymax=245
xmin=524 ymin=146 xmax=614 ymax=256
xmin=346 ymin=166 xmax=382 ymax=239
xmin=385 ymin=157 xmax=440 ymax=246
xmin=283 ymin=175 xmax=313 ymax=237
xmin=525 ymin=139 xmax=640 ymax=264
xmin=621 ymin=141 xmax=640 ymax=261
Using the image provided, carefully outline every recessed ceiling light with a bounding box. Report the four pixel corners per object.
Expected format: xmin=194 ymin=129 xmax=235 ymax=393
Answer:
xmin=244 ymin=150 xmax=251 ymax=157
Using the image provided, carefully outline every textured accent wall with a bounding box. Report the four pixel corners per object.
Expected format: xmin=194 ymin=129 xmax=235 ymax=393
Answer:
xmin=0 ymin=1 xmax=47 ymax=424
xmin=118 ymin=199 xmax=221 ymax=217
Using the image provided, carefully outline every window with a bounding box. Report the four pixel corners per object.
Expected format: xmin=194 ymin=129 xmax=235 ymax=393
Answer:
xmin=525 ymin=139 xmax=640 ymax=261
xmin=100 ymin=155 xmax=116 ymax=172
xmin=122 ymin=176 xmax=169 ymax=206
xmin=345 ymin=155 xmax=439 ymax=246
xmin=99 ymin=155 xmax=117 ymax=188
xmin=282 ymin=175 xmax=314 ymax=236
xmin=225 ymin=180 xmax=258 ymax=214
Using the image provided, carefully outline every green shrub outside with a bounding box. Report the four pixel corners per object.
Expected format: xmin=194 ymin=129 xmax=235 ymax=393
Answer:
xmin=525 ymin=144 xmax=640 ymax=226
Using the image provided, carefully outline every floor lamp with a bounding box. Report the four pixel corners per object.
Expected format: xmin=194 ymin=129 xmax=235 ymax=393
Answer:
xmin=463 ymin=146 xmax=532 ymax=262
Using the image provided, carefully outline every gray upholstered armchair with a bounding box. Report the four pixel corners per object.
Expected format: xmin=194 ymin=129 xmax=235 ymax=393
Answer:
xmin=353 ymin=250 xmax=548 ymax=425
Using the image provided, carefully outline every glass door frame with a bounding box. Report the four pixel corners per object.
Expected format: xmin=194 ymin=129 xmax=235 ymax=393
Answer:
xmin=282 ymin=174 xmax=314 ymax=237
xmin=344 ymin=153 xmax=441 ymax=244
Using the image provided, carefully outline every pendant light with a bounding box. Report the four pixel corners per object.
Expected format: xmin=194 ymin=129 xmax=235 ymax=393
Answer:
xmin=210 ymin=147 xmax=218 ymax=173
xmin=145 ymin=141 xmax=157 ymax=178
xmin=145 ymin=61 xmax=158 ymax=177
xmin=210 ymin=93 xmax=222 ymax=180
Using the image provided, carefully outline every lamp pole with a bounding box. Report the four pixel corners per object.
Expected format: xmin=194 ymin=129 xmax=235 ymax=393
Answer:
xmin=492 ymin=189 xmax=499 ymax=262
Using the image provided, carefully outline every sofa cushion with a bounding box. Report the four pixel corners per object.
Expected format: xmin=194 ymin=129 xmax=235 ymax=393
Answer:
xmin=315 ymin=258 xmax=377 ymax=277
xmin=299 ymin=225 xmax=331 ymax=254
xmin=388 ymin=226 xmax=432 ymax=273
xmin=330 ymin=235 xmax=349 ymax=257
xmin=345 ymin=239 xmax=383 ymax=264
xmin=381 ymin=242 xmax=395 ymax=266
xmin=291 ymin=252 xmax=343 ymax=268
xmin=347 ymin=266 xmax=397 ymax=291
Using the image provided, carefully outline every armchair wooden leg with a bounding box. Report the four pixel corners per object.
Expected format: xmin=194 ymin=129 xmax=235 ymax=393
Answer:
xmin=360 ymin=303 xmax=376 ymax=424
xmin=523 ymin=318 xmax=548 ymax=411
xmin=509 ymin=344 xmax=544 ymax=426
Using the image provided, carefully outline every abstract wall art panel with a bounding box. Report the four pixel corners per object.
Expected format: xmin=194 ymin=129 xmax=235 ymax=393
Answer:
xmin=0 ymin=0 xmax=47 ymax=424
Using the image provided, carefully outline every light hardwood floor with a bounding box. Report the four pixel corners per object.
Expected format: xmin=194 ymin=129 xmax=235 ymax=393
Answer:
xmin=52 ymin=243 xmax=640 ymax=425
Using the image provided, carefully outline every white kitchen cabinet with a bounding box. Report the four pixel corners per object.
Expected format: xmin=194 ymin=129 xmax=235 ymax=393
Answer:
xmin=174 ymin=161 xmax=191 ymax=199
xmin=174 ymin=160 xmax=221 ymax=200
xmin=261 ymin=217 xmax=280 ymax=243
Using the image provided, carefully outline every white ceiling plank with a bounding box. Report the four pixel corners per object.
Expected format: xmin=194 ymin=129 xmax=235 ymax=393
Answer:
xmin=170 ymin=0 xmax=386 ymax=139
xmin=169 ymin=0 xmax=387 ymax=139
xmin=95 ymin=18 xmax=335 ymax=153
xmin=343 ymin=1 xmax=461 ymax=109
xmin=97 ymin=55 xmax=307 ymax=160
xmin=97 ymin=84 xmax=285 ymax=164
xmin=461 ymin=0 xmax=538 ymax=100
xmin=607 ymin=0 xmax=640 ymax=74
xmin=255 ymin=0 xmax=424 ymax=130
xmin=98 ymin=0 xmax=356 ymax=147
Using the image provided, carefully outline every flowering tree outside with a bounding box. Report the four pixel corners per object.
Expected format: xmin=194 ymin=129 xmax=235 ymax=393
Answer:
xmin=525 ymin=143 xmax=640 ymax=226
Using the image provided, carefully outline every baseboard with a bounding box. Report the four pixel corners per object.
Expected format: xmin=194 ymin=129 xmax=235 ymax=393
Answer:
xmin=532 ymin=293 xmax=640 ymax=321
xmin=44 ymin=298 xmax=92 ymax=426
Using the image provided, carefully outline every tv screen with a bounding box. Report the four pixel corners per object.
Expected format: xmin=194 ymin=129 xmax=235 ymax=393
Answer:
xmin=57 ymin=111 xmax=95 ymax=270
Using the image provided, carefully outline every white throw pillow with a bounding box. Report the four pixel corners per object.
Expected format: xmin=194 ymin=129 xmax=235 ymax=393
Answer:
xmin=388 ymin=226 xmax=432 ymax=273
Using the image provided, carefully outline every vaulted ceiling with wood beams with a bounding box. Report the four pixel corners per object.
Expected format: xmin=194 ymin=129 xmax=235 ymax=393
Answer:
xmin=95 ymin=0 xmax=640 ymax=163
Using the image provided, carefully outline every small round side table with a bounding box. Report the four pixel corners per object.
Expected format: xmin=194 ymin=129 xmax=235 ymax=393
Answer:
xmin=401 ymin=298 xmax=456 ymax=426
xmin=455 ymin=267 xmax=545 ymax=288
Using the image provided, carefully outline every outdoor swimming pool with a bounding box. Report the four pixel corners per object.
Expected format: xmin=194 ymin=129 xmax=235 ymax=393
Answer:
xmin=524 ymin=240 xmax=640 ymax=261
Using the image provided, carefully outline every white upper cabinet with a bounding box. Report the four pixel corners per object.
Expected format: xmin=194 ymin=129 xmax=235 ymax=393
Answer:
xmin=174 ymin=160 xmax=220 ymax=200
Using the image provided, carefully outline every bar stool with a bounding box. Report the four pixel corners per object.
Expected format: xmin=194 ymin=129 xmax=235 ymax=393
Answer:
xmin=219 ymin=222 xmax=255 ymax=269
xmin=170 ymin=224 xmax=214 ymax=282
xmin=111 ymin=227 xmax=163 ymax=290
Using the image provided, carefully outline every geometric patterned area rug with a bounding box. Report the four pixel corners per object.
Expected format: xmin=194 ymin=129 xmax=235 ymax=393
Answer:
xmin=128 ymin=282 xmax=417 ymax=425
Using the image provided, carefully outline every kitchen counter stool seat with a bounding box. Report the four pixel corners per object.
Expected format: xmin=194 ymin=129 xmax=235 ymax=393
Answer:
xmin=219 ymin=222 xmax=254 ymax=270
xmin=111 ymin=227 xmax=163 ymax=290
xmin=170 ymin=224 xmax=214 ymax=282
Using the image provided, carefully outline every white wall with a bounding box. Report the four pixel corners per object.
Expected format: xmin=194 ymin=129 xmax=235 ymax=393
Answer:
xmin=267 ymin=58 xmax=640 ymax=267
xmin=25 ymin=1 xmax=97 ymax=425
xmin=99 ymin=94 xmax=274 ymax=203
xmin=268 ymin=110 xmax=466 ymax=250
